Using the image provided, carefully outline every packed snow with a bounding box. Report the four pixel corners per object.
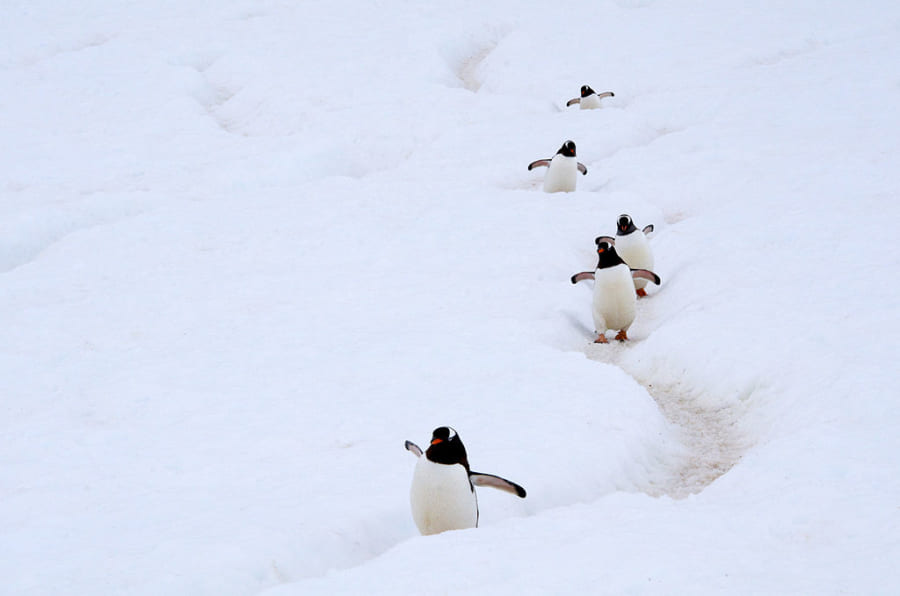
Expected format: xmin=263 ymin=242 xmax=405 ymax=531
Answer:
xmin=1 ymin=0 xmax=898 ymax=594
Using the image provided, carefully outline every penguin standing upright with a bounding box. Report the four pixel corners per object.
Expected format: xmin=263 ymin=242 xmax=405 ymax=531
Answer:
xmin=596 ymin=214 xmax=656 ymax=297
xmin=405 ymin=427 xmax=526 ymax=536
xmin=566 ymin=85 xmax=615 ymax=110
xmin=527 ymin=140 xmax=588 ymax=193
xmin=571 ymin=240 xmax=660 ymax=343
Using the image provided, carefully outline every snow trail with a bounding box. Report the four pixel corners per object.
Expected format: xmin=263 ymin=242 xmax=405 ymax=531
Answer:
xmin=456 ymin=42 xmax=496 ymax=92
xmin=639 ymin=382 xmax=747 ymax=498
xmin=586 ymin=345 xmax=751 ymax=498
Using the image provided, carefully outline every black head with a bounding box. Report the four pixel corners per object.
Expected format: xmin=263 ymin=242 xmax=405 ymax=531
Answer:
xmin=425 ymin=426 xmax=470 ymax=469
xmin=617 ymin=214 xmax=637 ymax=236
xmin=595 ymin=239 xmax=626 ymax=269
xmin=580 ymin=85 xmax=596 ymax=98
xmin=557 ymin=140 xmax=577 ymax=157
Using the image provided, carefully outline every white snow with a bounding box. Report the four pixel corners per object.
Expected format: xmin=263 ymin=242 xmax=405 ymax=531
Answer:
xmin=1 ymin=0 xmax=898 ymax=594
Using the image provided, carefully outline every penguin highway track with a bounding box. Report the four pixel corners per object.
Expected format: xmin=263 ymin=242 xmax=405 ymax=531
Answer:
xmin=585 ymin=346 xmax=751 ymax=499
xmin=457 ymin=42 xmax=497 ymax=93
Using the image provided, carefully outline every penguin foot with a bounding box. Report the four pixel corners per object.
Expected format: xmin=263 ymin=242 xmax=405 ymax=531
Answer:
xmin=636 ymin=288 xmax=647 ymax=297
xmin=615 ymin=330 xmax=628 ymax=342
xmin=594 ymin=334 xmax=608 ymax=344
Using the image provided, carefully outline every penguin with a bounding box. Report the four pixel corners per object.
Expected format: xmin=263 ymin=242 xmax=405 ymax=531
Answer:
xmin=571 ymin=240 xmax=660 ymax=343
xmin=527 ymin=140 xmax=587 ymax=193
xmin=405 ymin=426 xmax=526 ymax=536
xmin=566 ymin=85 xmax=615 ymax=110
xmin=595 ymin=214 xmax=656 ymax=297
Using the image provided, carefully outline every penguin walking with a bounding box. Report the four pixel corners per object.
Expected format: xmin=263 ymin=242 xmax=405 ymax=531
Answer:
xmin=405 ymin=426 xmax=526 ymax=536
xmin=566 ymin=85 xmax=614 ymax=109
xmin=527 ymin=140 xmax=588 ymax=193
xmin=595 ymin=214 xmax=656 ymax=297
xmin=571 ymin=239 xmax=660 ymax=343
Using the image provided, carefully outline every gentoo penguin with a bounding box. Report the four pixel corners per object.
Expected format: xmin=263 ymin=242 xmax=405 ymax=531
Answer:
xmin=527 ymin=140 xmax=587 ymax=193
xmin=595 ymin=214 xmax=656 ymax=297
xmin=571 ymin=240 xmax=660 ymax=343
xmin=566 ymin=85 xmax=615 ymax=109
xmin=405 ymin=426 xmax=526 ymax=536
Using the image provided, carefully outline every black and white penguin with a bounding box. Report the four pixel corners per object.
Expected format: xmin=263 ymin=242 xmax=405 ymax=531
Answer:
xmin=571 ymin=240 xmax=660 ymax=343
xmin=595 ymin=214 xmax=656 ymax=297
xmin=566 ymin=85 xmax=614 ymax=110
xmin=405 ymin=426 xmax=526 ymax=536
xmin=527 ymin=140 xmax=588 ymax=193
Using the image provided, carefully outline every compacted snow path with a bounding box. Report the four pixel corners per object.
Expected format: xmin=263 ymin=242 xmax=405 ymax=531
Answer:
xmin=586 ymin=344 xmax=751 ymax=499
xmin=453 ymin=34 xmax=747 ymax=499
xmin=633 ymin=380 xmax=747 ymax=498
xmin=456 ymin=43 xmax=496 ymax=92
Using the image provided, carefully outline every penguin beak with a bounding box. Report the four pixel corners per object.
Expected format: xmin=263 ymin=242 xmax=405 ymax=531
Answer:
xmin=430 ymin=438 xmax=443 ymax=445
xmin=598 ymin=247 xmax=606 ymax=253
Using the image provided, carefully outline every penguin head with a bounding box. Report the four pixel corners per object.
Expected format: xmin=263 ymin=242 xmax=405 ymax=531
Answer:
xmin=580 ymin=85 xmax=596 ymax=98
xmin=617 ymin=214 xmax=637 ymax=235
xmin=557 ymin=140 xmax=577 ymax=158
xmin=595 ymin=239 xmax=626 ymax=269
xmin=426 ymin=426 xmax=470 ymax=468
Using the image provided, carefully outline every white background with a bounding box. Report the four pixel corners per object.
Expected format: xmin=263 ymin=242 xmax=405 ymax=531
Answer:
xmin=2 ymin=1 xmax=898 ymax=594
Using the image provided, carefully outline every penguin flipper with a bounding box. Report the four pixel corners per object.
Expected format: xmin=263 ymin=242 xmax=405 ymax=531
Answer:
xmin=595 ymin=235 xmax=615 ymax=246
xmin=642 ymin=224 xmax=654 ymax=235
xmin=577 ymin=162 xmax=588 ymax=175
xmin=469 ymin=472 xmax=527 ymax=498
xmin=631 ymin=269 xmax=661 ymax=285
xmin=597 ymin=91 xmax=615 ymax=99
xmin=571 ymin=271 xmax=595 ymax=284
xmin=405 ymin=440 xmax=423 ymax=458
xmin=527 ymin=159 xmax=551 ymax=171
xmin=566 ymin=97 xmax=581 ymax=107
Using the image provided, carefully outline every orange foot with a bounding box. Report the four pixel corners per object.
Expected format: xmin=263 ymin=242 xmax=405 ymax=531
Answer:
xmin=636 ymin=288 xmax=647 ymax=297
xmin=594 ymin=334 xmax=609 ymax=344
xmin=615 ymin=330 xmax=628 ymax=342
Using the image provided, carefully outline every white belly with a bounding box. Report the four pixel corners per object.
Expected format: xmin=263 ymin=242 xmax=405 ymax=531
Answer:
xmin=580 ymin=94 xmax=602 ymax=109
xmin=410 ymin=458 xmax=478 ymax=535
xmin=592 ymin=264 xmax=637 ymax=332
xmin=615 ymin=233 xmax=654 ymax=290
xmin=543 ymin=154 xmax=578 ymax=193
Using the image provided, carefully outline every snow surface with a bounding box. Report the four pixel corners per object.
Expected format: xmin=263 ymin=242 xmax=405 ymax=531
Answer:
xmin=1 ymin=0 xmax=898 ymax=594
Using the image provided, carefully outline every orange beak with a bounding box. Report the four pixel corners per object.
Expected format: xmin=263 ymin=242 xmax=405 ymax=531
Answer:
xmin=431 ymin=438 xmax=443 ymax=445
xmin=598 ymin=247 xmax=605 ymax=253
